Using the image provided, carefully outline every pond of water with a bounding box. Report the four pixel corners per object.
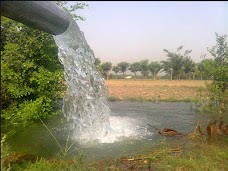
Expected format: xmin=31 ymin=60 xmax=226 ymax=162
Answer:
xmin=4 ymin=101 xmax=206 ymax=161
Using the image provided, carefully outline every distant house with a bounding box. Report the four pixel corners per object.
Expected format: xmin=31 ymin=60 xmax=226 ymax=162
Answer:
xmin=125 ymin=76 xmax=132 ymax=79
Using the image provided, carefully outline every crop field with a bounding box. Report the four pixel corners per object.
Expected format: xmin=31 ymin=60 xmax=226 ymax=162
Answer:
xmin=105 ymin=79 xmax=210 ymax=101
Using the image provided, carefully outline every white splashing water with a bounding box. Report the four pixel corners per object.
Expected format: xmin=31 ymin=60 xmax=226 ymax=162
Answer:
xmin=100 ymin=116 xmax=153 ymax=143
xmin=54 ymin=18 xmax=152 ymax=143
xmin=54 ymin=18 xmax=111 ymax=143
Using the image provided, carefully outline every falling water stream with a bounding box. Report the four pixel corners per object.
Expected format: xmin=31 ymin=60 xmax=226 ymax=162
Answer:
xmin=53 ymin=18 xmax=112 ymax=143
xmin=53 ymin=18 xmax=158 ymax=144
xmin=52 ymin=17 xmax=206 ymax=148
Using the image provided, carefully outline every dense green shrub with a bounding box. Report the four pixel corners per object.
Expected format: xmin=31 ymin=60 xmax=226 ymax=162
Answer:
xmin=1 ymin=17 xmax=65 ymax=129
xmin=196 ymin=33 xmax=228 ymax=114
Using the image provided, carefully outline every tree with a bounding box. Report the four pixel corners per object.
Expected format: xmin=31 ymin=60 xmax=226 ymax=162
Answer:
xmin=161 ymin=46 xmax=192 ymax=80
xmin=1 ymin=17 xmax=65 ymax=128
xmin=129 ymin=62 xmax=141 ymax=80
xmin=148 ymin=62 xmax=161 ymax=80
xmin=112 ymin=66 xmax=120 ymax=76
xmin=54 ymin=1 xmax=88 ymax=21
xmin=183 ymin=57 xmax=196 ymax=80
xmin=161 ymin=60 xmax=173 ymax=80
xmin=100 ymin=62 xmax=112 ymax=79
xmin=139 ymin=60 xmax=149 ymax=78
xmin=192 ymin=66 xmax=200 ymax=80
xmin=191 ymin=65 xmax=197 ymax=80
xmin=197 ymin=59 xmax=213 ymax=80
xmin=94 ymin=57 xmax=101 ymax=70
xmin=1 ymin=2 xmax=88 ymax=130
xmin=117 ymin=62 xmax=129 ymax=77
xmin=203 ymin=33 xmax=228 ymax=114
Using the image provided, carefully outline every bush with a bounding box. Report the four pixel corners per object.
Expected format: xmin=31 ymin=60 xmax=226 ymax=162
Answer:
xmin=196 ymin=33 xmax=228 ymax=114
xmin=1 ymin=17 xmax=65 ymax=130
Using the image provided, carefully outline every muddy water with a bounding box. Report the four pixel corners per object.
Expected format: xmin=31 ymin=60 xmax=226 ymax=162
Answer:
xmin=4 ymin=101 xmax=205 ymax=161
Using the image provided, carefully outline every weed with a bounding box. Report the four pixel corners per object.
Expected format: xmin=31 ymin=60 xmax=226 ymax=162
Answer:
xmin=39 ymin=118 xmax=81 ymax=158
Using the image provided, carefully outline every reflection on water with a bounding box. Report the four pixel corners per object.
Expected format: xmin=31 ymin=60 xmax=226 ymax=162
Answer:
xmin=4 ymin=101 xmax=204 ymax=161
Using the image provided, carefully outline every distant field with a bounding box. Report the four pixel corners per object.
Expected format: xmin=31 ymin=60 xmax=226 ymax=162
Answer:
xmin=105 ymin=79 xmax=210 ymax=101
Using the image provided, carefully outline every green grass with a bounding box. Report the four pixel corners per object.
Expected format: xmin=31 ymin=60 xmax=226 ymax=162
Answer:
xmin=107 ymin=96 xmax=194 ymax=102
xmin=2 ymin=135 xmax=228 ymax=171
xmin=150 ymin=138 xmax=228 ymax=171
xmin=19 ymin=158 xmax=90 ymax=171
xmin=107 ymin=96 xmax=121 ymax=101
xmin=125 ymin=97 xmax=145 ymax=102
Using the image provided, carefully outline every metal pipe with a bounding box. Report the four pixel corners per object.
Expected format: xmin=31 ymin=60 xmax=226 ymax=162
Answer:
xmin=1 ymin=1 xmax=70 ymax=35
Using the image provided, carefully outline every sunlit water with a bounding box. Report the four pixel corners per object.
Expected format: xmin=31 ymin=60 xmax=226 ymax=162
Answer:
xmin=4 ymin=102 xmax=207 ymax=161
xmin=53 ymin=17 xmax=164 ymax=143
xmin=53 ymin=18 xmax=112 ymax=143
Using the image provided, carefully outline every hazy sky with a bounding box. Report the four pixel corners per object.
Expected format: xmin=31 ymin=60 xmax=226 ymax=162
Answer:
xmin=70 ymin=1 xmax=227 ymax=65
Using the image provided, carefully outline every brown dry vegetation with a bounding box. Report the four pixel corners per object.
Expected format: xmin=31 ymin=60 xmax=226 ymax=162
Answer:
xmin=105 ymin=79 xmax=210 ymax=101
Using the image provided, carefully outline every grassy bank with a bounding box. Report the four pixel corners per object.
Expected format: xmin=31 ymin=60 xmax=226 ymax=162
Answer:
xmin=105 ymin=80 xmax=209 ymax=102
xmin=2 ymin=135 xmax=228 ymax=171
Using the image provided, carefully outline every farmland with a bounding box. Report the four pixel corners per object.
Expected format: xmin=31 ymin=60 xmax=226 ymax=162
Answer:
xmin=105 ymin=79 xmax=209 ymax=102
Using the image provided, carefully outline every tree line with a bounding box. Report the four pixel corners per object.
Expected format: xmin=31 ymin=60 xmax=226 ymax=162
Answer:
xmin=95 ymin=46 xmax=218 ymax=81
xmin=95 ymin=33 xmax=228 ymax=113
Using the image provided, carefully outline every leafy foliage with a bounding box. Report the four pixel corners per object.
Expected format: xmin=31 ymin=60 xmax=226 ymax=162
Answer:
xmin=183 ymin=57 xmax=196 ymax=79
xmin=202 ymin=33 xmax=228 ymax=114
xmin=129 ymin=62 xmax=141 ymax=79
xmin=94 ymin=58 xmax=101 ymax=67
xmin=148 ymin=62 xmax=161 ymax=80
xmin=1 ymin=17 xmax=65 ymax=129
xmin=139 ymin=60 xmax=149 ymax=78
xmin=161 ymin=46 xmax=192 ymax=80
xmin=1 ymin=1 xmax=88 ymax=131
xmin=112 ymin=66 xmax=121 ymax=75
xmin=54 ymin=1 xmax=88 ymax=21
xmin=197 ymin=59 xmax=213 ymax=80
xmin=117 ymin=62 xmax=129 ymax=76
xmin=100 ymin=62 xmax=112 ymax=79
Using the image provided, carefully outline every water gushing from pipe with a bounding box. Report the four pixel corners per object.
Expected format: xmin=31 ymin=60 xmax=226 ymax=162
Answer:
xmin=54 ymin=18 xmax=112 ymax=143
